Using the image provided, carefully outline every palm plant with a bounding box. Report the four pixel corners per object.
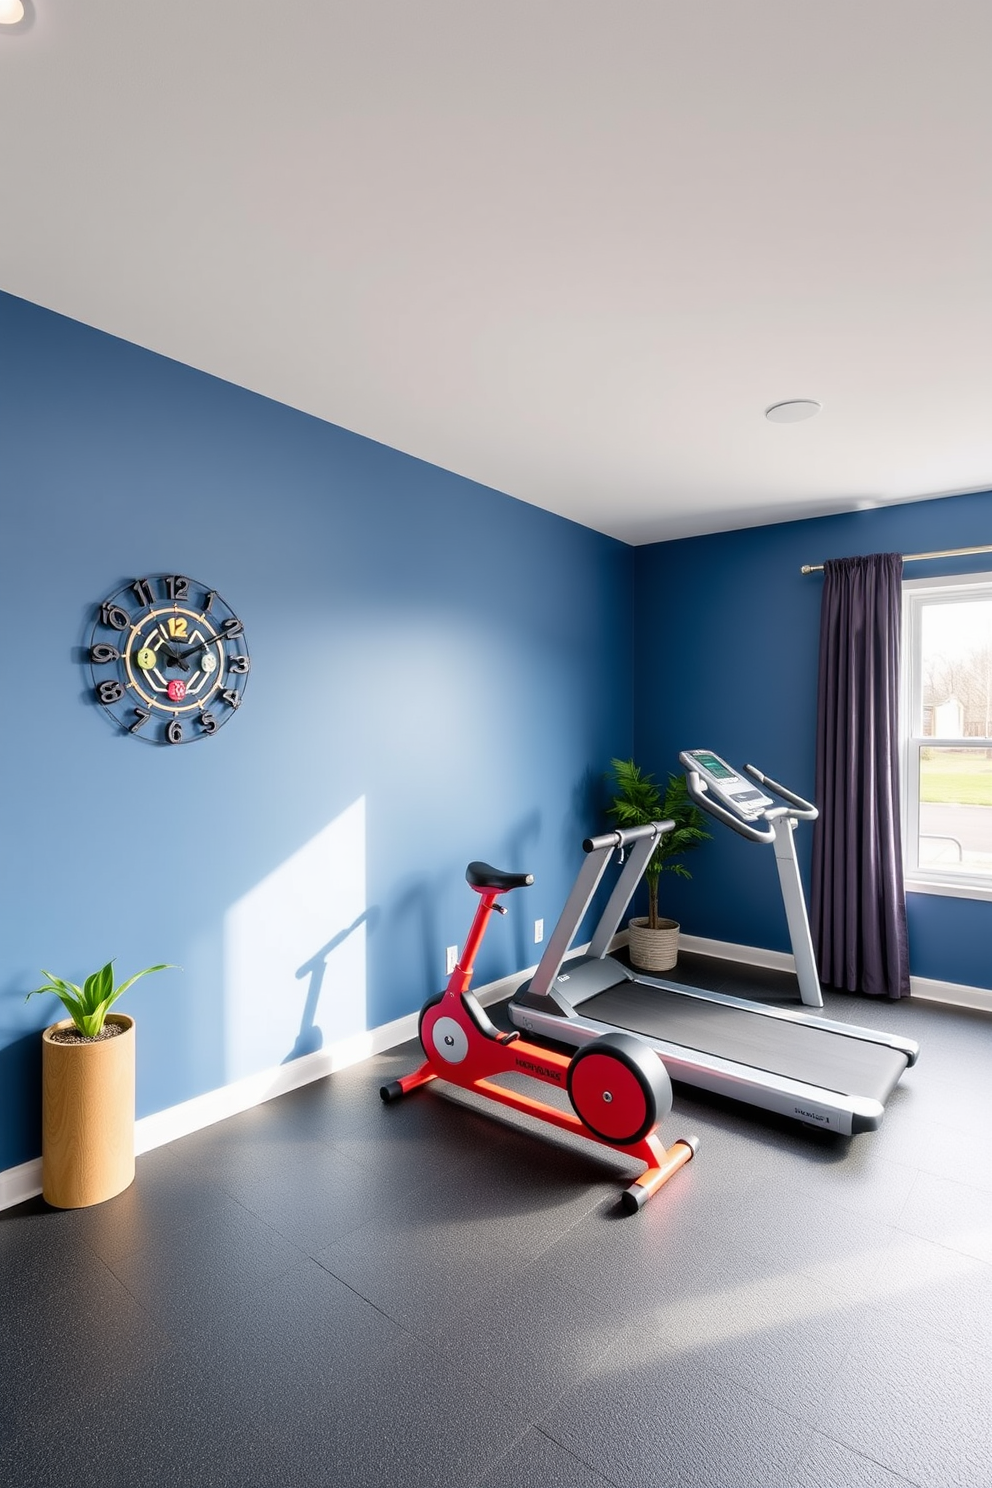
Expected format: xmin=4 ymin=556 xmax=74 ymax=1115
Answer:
xmin=607 ymin=758 xmax=710 ymax=928
xmin=27 ymin=959 xmax=174 ymax=1039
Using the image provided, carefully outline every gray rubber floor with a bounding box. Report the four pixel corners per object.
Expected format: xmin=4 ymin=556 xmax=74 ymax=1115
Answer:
xmin=2 ymin=985 xmax=990 ymax=1487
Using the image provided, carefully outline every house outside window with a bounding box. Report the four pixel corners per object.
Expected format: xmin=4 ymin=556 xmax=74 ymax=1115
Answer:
xmin=901 ymin=572 xmax=992 ymax=900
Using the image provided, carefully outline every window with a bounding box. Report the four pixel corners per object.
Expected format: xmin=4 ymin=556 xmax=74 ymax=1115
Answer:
xmin=902 ymin=572 xmax=992 ymax=899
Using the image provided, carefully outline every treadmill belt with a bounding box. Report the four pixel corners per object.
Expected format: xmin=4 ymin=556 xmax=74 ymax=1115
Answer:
xmin=581 ymin=982 xmax=908 ymax=1104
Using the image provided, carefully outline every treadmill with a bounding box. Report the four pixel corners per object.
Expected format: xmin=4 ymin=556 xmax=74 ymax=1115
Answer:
xmin=508 ymin=751 xmax=919 ymax=1134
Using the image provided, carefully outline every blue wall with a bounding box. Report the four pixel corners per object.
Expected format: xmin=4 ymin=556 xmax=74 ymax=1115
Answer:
xmin=4 ymin=286 xmax=988 ymax=1179
xmin=0 ymin=292 xmax=634 ymax=1172
xmin=633 ymin=491 xmax=992 ymax=992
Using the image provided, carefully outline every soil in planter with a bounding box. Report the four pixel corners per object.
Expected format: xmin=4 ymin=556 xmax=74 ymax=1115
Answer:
xmin=47 ymin=1023 xmax=126 ymax=1045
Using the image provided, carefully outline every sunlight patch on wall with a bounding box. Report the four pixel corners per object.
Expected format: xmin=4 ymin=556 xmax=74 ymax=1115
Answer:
xmin=223 ymin=797 xmax=368 ymax=1081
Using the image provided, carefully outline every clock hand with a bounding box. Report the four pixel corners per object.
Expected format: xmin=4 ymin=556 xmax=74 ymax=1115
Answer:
xmin=176 ymin=625 xmax=240 ymax=662
xmin=174 ymin=637 xmax=217 ymax=664
xmin=146 ymin=623 xmax=191 ymax=670
xmin=129 ymin=636 xmax=189 ymax=671
xmin=163 ymin=644 xmax=190 ymax=670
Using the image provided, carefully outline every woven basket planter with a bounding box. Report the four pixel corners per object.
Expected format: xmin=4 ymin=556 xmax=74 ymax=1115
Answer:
xmin=628 ymin=917 xmax=680 ymax=973
xmin=41 ymin=1013 xmax=136 ymax=1208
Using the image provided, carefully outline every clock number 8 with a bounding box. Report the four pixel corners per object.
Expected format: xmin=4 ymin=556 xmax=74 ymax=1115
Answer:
xmin=97 ymin=680 xmax=125 ymax=705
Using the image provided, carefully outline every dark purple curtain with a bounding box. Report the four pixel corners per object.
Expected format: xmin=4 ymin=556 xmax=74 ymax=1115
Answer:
xmin=811 ymin=553 xmax=911 ymax=999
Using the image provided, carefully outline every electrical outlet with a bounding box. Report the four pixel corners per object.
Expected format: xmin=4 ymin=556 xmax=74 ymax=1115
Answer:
xmin=446 ymin=945 xmax=458 ymax=975
xmin=534 ymin=918 xmax=544 ymax=944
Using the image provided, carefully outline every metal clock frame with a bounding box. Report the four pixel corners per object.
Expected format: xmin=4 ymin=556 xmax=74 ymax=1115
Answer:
xmin=88 ymin=574 xmax=250 ymax=744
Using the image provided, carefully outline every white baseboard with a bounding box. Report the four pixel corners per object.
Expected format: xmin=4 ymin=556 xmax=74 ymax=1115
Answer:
xmin=678 ymin=933 xmax=795 ymax=973
xmin=0 ymin=1158 xmax=43 ymax=1212
xmin=681 ymin=933 xmax=992 ymax=1013
xmin=907 ymin=975 xmax=992 ymax=1013
xmin=0 ymin=963 xmax=531 ymax=1213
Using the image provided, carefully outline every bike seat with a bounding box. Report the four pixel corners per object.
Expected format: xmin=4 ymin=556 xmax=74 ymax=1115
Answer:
xmin=465 ymin=862 xmax=534 ymax=891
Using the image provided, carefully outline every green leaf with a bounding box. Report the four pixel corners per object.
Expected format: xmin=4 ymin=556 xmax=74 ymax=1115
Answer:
xmin=31 ymin=972 xmax=83 ymax=1001
xmin=106 ymin=964 xmax=173 ymax=1006
xmin=26 ymin=961 xmax=177 ymax=1039
xmin=79 ymin=961 xmax=114 ymax=1016
xmin=26 ymin=974 xmax=87 ymax=1028
xmin=605 ymin=760 xmax=711 ymax=891
xmin=96 ymin=960 xmax=115 ymax=1005
xmin=82 ymin=971 xmax=99 ymax=1015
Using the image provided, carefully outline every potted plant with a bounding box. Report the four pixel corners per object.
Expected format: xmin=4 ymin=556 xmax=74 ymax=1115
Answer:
xmin=606 ymin=758 xmax=710 ymax=972
xmin=27 ymin=960 xmax=174 ymax=1208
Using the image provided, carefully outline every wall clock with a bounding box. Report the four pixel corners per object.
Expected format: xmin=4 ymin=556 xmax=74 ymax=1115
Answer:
xmin=88 ymin=574 xmax=250 ymax=744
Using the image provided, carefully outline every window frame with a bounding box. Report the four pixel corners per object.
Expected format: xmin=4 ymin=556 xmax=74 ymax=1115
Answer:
xmin=901 ymin=570 xmax=992 ymax=902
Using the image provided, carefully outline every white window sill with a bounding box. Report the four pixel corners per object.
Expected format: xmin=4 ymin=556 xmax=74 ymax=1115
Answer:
xmin=905 ymin=876 xmax=992 ymax=904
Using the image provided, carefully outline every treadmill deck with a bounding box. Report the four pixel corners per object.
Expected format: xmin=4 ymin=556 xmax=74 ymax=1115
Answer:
xmin=580 ymin=979 xmax=909 ymax=1104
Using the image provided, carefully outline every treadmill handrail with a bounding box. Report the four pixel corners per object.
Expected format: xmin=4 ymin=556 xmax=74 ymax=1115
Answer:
xmin=744 ymin=765 xmax=818 ymax=821
xmin=583 ymin=821 xmax=673 ymax=854
xmin=685 ymin=771 xmax=776 ymax=843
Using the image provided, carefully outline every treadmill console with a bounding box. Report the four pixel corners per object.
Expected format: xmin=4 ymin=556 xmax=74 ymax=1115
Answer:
xmin=679 ymin=749 xmax=774 ymax=821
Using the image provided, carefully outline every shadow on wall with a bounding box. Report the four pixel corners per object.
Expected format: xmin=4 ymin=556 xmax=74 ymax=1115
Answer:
xmin=286 ymin=908 xmax=379 ymax=1063
xmin=387 ymin=812 xmax=545 ymax=1017
xmin=224 ymin=797 xmax=369 ymax=1081
xmin=504 ymin=810 xmax=541 ymax=966
xmin=0 ymin=1033 xmax=42 ymax=1172
xmin=568 ymin=767 xmax=609 ymax=854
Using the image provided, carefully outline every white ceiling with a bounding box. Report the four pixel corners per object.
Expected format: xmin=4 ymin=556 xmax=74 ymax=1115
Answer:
xmin=3 ymin=2 xmax=992 ymax=544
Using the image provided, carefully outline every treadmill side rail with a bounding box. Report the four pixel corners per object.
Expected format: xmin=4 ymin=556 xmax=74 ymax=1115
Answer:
xmin=509 ymin=999 xmax=902 ymax=1136
xmin=630 ymin=973 xmax=921 ymax=1064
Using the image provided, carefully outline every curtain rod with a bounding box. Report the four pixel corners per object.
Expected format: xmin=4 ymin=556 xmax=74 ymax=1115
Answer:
xmin=801 ymin=544 xmax=992 ymax=575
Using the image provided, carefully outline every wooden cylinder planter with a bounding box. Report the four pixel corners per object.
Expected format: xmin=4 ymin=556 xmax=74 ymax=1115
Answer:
xmin=628 ymin=917 xmax=680 ymax=973
xmin=41 ymin=1013 xmax=135 ymax=1208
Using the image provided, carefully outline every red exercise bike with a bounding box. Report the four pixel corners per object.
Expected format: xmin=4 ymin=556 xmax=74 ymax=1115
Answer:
xmin=380 ymin=850 xmax=697 ymax=1213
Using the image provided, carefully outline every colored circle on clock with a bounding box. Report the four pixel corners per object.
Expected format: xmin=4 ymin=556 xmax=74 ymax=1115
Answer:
xmin=167 ymin=679 xmax=187 ymax=702
xmin=136 ymin=647 xmax=157 ymax=670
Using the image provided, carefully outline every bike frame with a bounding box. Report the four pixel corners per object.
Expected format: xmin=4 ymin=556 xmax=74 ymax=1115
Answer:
xmin=385 ymin=879 xmax=695 ymax=1211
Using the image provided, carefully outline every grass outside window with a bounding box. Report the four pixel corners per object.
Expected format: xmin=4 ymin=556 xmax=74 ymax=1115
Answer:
xmin=919 ymin=751 xmax=992 ymax=806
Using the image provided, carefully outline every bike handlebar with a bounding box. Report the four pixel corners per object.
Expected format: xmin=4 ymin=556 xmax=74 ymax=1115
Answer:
xmin=583 ymin=821 xmax=674 ymax=854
